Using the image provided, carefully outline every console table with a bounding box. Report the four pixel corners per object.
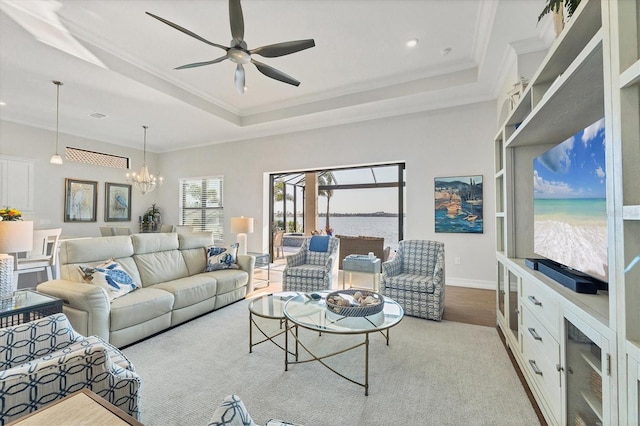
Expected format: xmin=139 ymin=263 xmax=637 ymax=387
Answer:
xmin=0 ymin=289 xmax=63 ymax=328
xmin=342 ymin=256 xmax=381 ymax=292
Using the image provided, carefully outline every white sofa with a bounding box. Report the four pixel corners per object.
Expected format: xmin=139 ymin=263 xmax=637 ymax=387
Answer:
xmin=37 ymin=232 xmax=255 ymax=347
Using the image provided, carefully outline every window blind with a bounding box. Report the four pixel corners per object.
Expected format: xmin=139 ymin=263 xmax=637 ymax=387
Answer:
xmin=179 ymin=176 xmax=224 ymax=241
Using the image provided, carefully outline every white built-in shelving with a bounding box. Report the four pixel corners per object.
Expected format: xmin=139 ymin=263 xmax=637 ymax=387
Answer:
xmin=495 ymin=0 xmax=640 ymax=424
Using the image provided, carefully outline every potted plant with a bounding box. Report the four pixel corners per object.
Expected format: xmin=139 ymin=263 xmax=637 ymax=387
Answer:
xmin=143 ymin=204 xmax=161 ymax=231
xmin=538 ymin=0 xmax=581 ymax=36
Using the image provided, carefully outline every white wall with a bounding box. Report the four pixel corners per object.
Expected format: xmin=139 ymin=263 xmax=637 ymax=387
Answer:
xmin=1 ymin=100 xmax=498 ymax=289
xmin=157 ymin=100 xmax=498 ymax=288
xmin=0 ymin=121 xmax=161 ymax=238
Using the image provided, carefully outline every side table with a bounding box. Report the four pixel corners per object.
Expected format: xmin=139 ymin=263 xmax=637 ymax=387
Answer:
xmin=0 ymin=289 xmax=63 ymax=328
xmin=342 ymin=257 xmax=381 ymax=292
xmin=248 ymin=252 xmax=270 ymax=289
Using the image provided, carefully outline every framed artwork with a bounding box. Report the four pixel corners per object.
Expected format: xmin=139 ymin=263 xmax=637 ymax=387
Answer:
xmin=105 ymin=182 xmax=132 ymax=222
xmin=64 ymin=178 xmax=98 ymax=222
xmin=434 ymin=175 xmax=483 ymax=234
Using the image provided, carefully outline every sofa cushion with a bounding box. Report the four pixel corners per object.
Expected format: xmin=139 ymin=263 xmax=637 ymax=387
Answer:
xmin=58 ymin=236 xmax=134 ymax=265
xmin=383 ymin=273 xmax=435 ymax=293
xmin=204 ymin=244 xmax=239 ymax=272
xmin=150 ymin=275 xmax=217 ymax=310
xmin=134 ymin=250 xmax=190 ymax=287
xmin=182 ymin=247 xmax=207 ymax=276
xmin=132 ymin=233 xmax=179 ymax=254
xmin=204 ymin=269 xmax=248 ymax=295
xmin=109 ymin=287 xmax=174 ymax=332
xmin=78 ymin=260 xmax=138 ymax=301
xmin=178 ymin=232 xmax=214 ymax=249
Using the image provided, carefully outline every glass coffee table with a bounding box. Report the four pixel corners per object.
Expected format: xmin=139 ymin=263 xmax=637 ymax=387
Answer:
xmin=283 ymin=290 xmax=403 ymax=395
xmin=248 ymin=292 xmax=300 ymax=357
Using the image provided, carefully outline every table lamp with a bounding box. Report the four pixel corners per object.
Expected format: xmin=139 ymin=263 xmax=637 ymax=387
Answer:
xmin=0 ymin=220 xmax=34 ymax=300
xmin=230 ymin=216 xmax=253 ymax=256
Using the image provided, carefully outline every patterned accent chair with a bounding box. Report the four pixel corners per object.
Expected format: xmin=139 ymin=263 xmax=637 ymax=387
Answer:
xmin=0 ymin=313 xmax=141 ymax=424
xmin=208 ymin=394 xmax=303 ymax=426
xmin=380 ymin=240 xmax=445 ymax=321
xmin=282 ymin=236 xmax=340 ymax=292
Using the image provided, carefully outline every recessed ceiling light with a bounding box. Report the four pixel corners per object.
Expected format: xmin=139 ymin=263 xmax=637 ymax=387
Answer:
xmin=89 ymin=112 xmax=108 ymax=119
xmin=441 ymin=47 xmax=452 ymax=56
xmin=0 ymin=101 xmax=6 ymax=106
xmin=406 ymin=38 xmax=419 ymax=48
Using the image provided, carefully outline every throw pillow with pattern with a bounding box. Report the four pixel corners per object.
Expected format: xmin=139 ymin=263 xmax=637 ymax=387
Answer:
xmin=78 ymin=259 xmax=138 ymax=301
xmin=204 ymin=243 xmax=240 ymax=272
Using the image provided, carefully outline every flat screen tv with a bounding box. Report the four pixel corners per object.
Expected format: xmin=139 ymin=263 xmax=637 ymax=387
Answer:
xmin=533 ymin=117 xmax=608 ymax=284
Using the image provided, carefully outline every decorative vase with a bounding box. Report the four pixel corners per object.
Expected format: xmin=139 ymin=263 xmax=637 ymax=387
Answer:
xmin=553 ymin=6 xmax=564 ymax=37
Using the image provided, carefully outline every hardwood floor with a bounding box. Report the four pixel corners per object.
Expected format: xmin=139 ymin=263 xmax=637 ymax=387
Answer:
xmin=248 ymin=263 xmax=496 ymax=328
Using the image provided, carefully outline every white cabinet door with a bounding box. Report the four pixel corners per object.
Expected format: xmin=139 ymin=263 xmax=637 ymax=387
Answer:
xmin=0 ymin=157 xmax=35 ymax=212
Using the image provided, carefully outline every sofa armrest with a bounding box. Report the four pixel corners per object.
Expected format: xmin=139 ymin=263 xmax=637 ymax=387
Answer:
xmin=36 ymin=280 xmax=111 ymax=341
xmin=286 ymin=249 xmax=306 ymax=267
xmin=236 ymin=254 xmax=256 ymax=289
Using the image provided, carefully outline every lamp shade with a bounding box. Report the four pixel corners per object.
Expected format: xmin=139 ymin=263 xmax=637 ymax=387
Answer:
xmin=0 ymin=221 xmax=34 ymax=253
xmin=230 ymin=217 xmax=254 ymax=234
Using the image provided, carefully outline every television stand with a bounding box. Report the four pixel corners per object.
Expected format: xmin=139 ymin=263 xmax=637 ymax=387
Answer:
xmin=536 ymin=259 xmax=602 ymax=294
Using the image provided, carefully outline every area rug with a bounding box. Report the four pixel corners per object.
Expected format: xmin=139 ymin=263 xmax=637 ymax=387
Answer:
xmin=123 ymin=298 xmax=540 ymax=425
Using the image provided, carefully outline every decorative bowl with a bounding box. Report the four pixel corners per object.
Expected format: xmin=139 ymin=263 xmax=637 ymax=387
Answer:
xmin=325 ymin=289 xmax=384 ymax=317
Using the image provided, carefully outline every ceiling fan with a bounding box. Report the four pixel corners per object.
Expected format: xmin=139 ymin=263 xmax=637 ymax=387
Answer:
xmin=146 ymin=0 xmax=315 ymax=94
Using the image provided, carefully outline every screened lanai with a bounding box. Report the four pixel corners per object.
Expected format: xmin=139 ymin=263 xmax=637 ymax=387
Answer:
xmin=269 ymin=163 xmax=405 ymax=257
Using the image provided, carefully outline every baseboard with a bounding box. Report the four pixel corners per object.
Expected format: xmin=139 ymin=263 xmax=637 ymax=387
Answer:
xmin=446 ymin=278 xmax=495 ymax=290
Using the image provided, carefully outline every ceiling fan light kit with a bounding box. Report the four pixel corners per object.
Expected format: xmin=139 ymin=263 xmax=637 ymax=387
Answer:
xmin=146 ymin=0 xmax=315 ymax=94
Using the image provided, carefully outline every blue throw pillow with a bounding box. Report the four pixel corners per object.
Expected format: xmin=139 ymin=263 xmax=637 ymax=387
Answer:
xmin=309 ymin=235 xmax=330 ymax=252
xmin=204 ymin=243 xmax=240 ymax=271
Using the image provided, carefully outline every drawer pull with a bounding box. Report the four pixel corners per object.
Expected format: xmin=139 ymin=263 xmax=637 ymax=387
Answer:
xmin=529 ymin=360 xmax=543 ymax=376
xmin=528 ymin=327 xmax=542 ymax=341
xmin=527 ymin=295 xmax=542 ymax=306
xmin=556 ymin=364 xmax=564 ymax=372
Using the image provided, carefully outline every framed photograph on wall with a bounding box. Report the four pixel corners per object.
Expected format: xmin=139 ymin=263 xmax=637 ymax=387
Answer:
xmin=105 ymin=182 xmax=132 ymax=222
xmin=434 ymin=175 xmax=483 ymax=234
xmin=64 ymin=178 xmax=98 ymax=222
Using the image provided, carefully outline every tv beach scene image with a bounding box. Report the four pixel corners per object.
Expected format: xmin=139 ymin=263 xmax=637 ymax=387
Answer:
xmin=533 ymin=118 xmax=608 ymax=282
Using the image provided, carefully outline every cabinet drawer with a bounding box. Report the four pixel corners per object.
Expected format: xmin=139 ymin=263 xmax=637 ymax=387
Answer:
xmin=521 ymin=304 xmax=559 ymax=361
xmin=522 ymin=327 xmax=561 ymax=423
xmin=521 ymin=277 xmax=559 ymax=338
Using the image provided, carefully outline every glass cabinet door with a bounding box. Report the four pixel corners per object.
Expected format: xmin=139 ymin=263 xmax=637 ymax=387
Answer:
xmin=566 ymin=318 xmax=604 ymax=426
xmin=497 ymin=262 xmax=505 ymax=317
xmin=508 ymin=271 xmax=519 ymax=338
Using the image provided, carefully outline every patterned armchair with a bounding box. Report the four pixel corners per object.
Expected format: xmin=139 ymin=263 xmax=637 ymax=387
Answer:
xmin=282 ymin=236 xmax=340 ymax=292
xmin=0 ymin=313 xmax=141 ymax=424
xmin=380 ymin=240 xmax=445 ymax=321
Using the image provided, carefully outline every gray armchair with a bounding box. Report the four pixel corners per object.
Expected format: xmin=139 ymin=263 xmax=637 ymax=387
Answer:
xmin=282 ymin=236 xmax=340 ymax=292
xmin=380 ymin=240 xmax=445 ymax=321
xmin=0 ymin=313 xmax=141 ymax=424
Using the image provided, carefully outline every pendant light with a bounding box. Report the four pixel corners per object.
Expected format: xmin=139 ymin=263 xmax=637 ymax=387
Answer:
xmin=49 ymin=80 xmax=63 ymax=165
xmin=126 ymin=125 xmax=163 ymax=195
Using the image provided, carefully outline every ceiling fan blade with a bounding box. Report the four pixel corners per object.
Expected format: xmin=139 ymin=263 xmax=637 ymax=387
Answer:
xmin=229 ymin=0 xmax=244 ymax=42
xmin=251 ymin=59 xmax=300 ymax=87
xmin=175 ymin=56 xmax=228 ymax=70
xmin=235 ymin=64 xmax=246 ymax=94
xmin=146 ymin=12 xmax=228 ymax=51
xmin=251 ymin=39 xmax=316 ymax=58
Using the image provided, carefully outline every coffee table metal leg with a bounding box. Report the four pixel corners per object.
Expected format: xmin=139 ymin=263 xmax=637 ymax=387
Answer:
xmin=365 ymin=332 xmax=370 ymax=396
xmin=249 ymin=312 xmax=253 ymax=353
xmin=285 ymin=318 xmax=289 ymax=371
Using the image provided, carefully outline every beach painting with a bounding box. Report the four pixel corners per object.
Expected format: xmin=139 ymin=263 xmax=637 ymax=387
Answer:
xmin=533 ymin=118 xmax=608 ymax=282
xmin=434 ymin=175 xmax=483 ymax=233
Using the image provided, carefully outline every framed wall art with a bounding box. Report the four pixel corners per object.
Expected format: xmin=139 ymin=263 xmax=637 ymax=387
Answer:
xmin=434 ymin=175 xmax=483 ymax=234
xmin=105 ymin=182 xmax=132 ymax=222
xmin=64 ymin=178 xmax=98 ymax=222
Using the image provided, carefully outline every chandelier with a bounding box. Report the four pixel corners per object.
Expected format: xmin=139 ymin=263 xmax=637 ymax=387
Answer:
xmin=126 ymin=125 xmax=162 ymax=195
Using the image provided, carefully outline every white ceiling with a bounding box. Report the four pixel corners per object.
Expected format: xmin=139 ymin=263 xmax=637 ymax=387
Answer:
xmin=0 ymin=0 xmax=552 ymax=153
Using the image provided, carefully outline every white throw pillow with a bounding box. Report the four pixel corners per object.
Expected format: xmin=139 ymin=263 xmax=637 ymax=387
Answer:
xmin=78 ymin=259 xmax=138 ymax=301
xmin=204 ymin=243 xmax=240 ymax=272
